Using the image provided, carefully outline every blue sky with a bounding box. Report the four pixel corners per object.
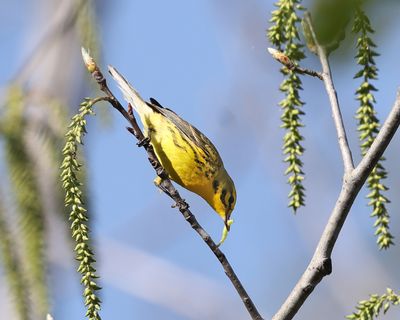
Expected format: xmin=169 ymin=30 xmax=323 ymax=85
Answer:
xmin=1 ymin=1 xmax=400 ymax=319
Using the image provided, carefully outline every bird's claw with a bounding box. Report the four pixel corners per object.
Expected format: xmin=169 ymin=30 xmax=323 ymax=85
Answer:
xmin=137 ymin=136 xmax=150 ymax=148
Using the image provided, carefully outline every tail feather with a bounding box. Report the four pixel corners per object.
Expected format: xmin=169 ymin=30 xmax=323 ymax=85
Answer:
xmin=108 ymin=66 xmax=151 ymax=117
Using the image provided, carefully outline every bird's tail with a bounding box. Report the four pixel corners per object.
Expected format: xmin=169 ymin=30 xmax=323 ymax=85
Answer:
xmin=108 ymin=66 xmax=151 ymax=118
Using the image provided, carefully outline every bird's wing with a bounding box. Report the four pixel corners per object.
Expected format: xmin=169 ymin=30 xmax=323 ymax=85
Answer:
xmin=108 ymin=66 xmax=223 ymax=167
xmin=148 ymin=98 xmax=223 ymax=167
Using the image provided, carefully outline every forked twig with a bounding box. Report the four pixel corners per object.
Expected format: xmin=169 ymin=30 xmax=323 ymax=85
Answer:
xmin=271 ymin=14 xmax=400 ymax=320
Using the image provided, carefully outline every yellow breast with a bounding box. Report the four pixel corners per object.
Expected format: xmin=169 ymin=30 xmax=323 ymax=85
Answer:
xmin=144 ymin=112 xmax=215 ymax=198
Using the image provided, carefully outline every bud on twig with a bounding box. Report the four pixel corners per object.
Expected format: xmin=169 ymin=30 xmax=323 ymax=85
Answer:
xmin=81 ymin=47 xmax=97 ymax=73
xmin=267 ymin=48 xmax=294 ymax=69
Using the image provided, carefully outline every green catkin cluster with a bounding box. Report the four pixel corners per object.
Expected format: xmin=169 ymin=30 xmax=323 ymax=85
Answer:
xmin=61 ymin=99 xmax=101 ymax=320
xmin=347 ymin=288 xmax=400 ymax=320
xmin=268 ymin=0 xmax=306 ymax=211
xmin=2 ymin=86 xmax=48 ymax=318
xmin=352 ymin=3 xmax=393 ymax=249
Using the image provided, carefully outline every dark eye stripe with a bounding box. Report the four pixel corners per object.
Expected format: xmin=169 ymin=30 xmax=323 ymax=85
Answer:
xmin=226 ymin=193 xmax=234 ymax=213
xmin=220 ymin=188 xmax=227 ymax=207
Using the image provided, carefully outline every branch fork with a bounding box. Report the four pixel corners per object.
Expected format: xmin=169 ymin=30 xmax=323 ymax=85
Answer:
xmin=271 ymin=14 xmax=400 ymax=320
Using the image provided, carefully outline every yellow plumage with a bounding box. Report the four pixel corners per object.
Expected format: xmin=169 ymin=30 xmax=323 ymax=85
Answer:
xmin=108 ymin=66 xmax=236 ymax=241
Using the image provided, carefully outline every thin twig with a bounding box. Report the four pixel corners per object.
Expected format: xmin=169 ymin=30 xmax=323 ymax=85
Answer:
xmin=319 ymin=54 xmax=355 ymax=174
xmin=82 ymin=50 xmax=263 ymax=320
xmin=293 ymin=65 xmax=323 ymax=80
xmin=304 ymin=13 xmax=355 ymax=175
xmin=267 ymin=47 xmax=323 ymax=80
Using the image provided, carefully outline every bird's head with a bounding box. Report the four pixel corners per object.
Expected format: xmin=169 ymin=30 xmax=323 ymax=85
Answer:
xmin=209 ymin=170 xmax=236 ymax=229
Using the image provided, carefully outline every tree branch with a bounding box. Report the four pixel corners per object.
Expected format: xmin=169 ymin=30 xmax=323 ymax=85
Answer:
xmin=272 ymin=90 xmax=400 ymax=320
xmin=13 ymin=0 xmax=87 ymax=84
xmin=271 ymin=13 xmax=400 ymax=320
xmin=294 ymin=65 xmax=323 ymax=80
xmin=267 ymin=47 xmax=323 ymax=80
xmin=304 ymin=13 xmax=355 ymax=175
xmin=320 ymin=53 xmax=355 ymax=174
xmin=81 ymin=49 xmax=263 ymax=320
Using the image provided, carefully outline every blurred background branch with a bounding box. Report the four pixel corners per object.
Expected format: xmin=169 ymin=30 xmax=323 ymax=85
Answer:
xmin=1 ymin=0 xmax=100 ymax=318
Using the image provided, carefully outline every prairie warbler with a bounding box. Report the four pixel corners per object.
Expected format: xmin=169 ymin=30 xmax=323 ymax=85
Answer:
xmin=109 ymin=66 xmax=236 ymax=243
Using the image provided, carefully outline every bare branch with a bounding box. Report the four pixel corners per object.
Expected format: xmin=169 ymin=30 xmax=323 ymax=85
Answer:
xmin=294 ymin=66 xmax=323 ymax=80
xmin=271 ymin=13 xmax=400 ymax=320
xmin=267 ymin=48 xmax=323 ymax=80
xmin=272 ymin=92 xmax=400 ymax=320
xmin=320 ymin=54 xmax=355 ymax=174
xmin=81 ymin=49 xmax=264 ymax=320
xmin=304 ymin=14 xmax=355 ymax=175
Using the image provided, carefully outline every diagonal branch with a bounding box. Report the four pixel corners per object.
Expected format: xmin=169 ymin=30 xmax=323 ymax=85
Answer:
xmin=320 ymin=53 xmax=355 ymax=174
xmin=267 ymin=48 xmax=323 ymax=80
xmin=304 ymin=13 xmax=355 ymax=175
xmin=13 ymin=0 xmax=87 ymax=84
xmin=81 ymin=49 xmax=263 ymax=320
xmin=272 ymin=90 xmax=400 ymax=320
xmin=271 ymin=12 xmax=400 ymax=320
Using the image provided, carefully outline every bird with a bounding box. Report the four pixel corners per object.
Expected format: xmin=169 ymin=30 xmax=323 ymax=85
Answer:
xmin=108 ymin=66 xmax=236 ymax=244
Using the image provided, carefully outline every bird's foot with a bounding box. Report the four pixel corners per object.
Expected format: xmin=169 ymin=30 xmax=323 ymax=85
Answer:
xmin=137 ymin=136 xmax=150 ymax=148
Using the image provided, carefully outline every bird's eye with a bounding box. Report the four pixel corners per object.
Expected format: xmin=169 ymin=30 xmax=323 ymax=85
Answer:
xmin=225 ymin=192 xmax=235 ymax=213
xmin=220 ymin=188 xmax=227 ymax=207
xmin=228 ymin=194 xmax=234 ymax=205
